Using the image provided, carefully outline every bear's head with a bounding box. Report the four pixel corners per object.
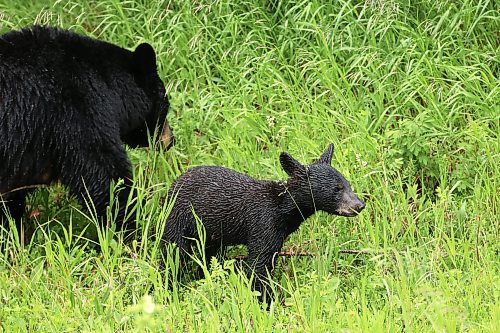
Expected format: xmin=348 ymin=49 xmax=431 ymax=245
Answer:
xmin=121 ymin=43 xmax=174 ymax=150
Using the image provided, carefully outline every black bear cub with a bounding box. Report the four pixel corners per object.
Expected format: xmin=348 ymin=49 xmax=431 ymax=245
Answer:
xmin=0 ymin=26 xmax=173 ymax=235
xmin=161 ymin=144 xmax=365 ymax=302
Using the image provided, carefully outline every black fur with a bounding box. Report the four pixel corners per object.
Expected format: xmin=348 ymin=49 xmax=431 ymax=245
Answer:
xmin=0 ymin=26 xmax=173 ymax=234
xmin=161 ymin=144 xmax=365 ymax=303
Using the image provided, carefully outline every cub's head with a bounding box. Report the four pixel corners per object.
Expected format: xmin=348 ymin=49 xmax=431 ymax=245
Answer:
xmin=280 ymin=144 xmax=365 ymax=217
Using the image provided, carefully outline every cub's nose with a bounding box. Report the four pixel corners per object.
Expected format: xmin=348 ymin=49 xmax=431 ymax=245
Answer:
xmin=354 ymin=200 xmax=365 ymax=213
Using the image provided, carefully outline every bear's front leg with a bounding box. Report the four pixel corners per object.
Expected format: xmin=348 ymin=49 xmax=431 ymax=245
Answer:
xmin=0 ymin=190 xmax=27 ymax=236
xmin=60 ymin=144 xmax=137 ymax=238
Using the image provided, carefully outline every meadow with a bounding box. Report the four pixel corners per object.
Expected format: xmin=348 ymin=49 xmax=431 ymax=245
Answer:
xmin=0 ymin=0 xmax=498 ymax=331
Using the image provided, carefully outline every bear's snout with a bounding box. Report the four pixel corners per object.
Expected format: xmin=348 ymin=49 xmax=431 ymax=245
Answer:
xmin=160 ymin=124 xmax=175 ymax=150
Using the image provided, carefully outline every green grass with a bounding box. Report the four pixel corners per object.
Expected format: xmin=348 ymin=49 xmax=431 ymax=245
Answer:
xmin=0 ymin=0 xmax=498 ymax=331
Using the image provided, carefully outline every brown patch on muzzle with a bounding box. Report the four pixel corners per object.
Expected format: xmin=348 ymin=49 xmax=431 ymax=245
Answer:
xmin=160 ymin=124 xmax=175 ymax=150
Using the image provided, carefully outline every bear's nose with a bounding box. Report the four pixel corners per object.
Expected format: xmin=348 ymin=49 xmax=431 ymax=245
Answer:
xmin=166 ymin=135 xmax=176 ymax=150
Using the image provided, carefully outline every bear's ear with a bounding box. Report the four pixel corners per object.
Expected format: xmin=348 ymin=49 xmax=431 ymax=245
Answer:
xmin=280 ymin=152 xmax=305 ymax=176
xmin=315 ymin=143 xmax=334 ymax=165
xmin=133 ymin=43 xmax=157 ymax=75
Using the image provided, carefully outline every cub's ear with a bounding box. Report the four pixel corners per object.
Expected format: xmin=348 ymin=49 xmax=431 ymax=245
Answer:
xmin=315 ymin=143 xmax=334 ymax=165
xmin=280 ymin=152 xmax=305 ymax=176
xmin=133 ymin=43 xmax=157 ymax=75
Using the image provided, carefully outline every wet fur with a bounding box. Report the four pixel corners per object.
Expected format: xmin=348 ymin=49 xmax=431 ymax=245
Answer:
xmin=0 ymin=26 xmax=172 ymax=234
xmin=161 ymin=144 xmax=365 ymax=303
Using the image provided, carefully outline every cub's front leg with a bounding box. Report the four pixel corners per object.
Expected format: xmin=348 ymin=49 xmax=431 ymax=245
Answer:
xmin=246 ymin=227 xmax=285 ymax=304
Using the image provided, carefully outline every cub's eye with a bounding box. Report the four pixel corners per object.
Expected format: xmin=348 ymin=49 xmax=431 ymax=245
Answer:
xmin=336 ymin=184 xmax=344 ymax=191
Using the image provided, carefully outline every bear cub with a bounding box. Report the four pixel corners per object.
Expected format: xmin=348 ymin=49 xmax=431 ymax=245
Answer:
xmin=161 ymin=144 xmax=365 ymax=302
xmin=0 ymin=26 xmax=173 ymax=235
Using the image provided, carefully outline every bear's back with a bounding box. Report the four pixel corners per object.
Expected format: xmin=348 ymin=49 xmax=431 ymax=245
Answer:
xmin=0 ymin=26 xmax=132 ymax=71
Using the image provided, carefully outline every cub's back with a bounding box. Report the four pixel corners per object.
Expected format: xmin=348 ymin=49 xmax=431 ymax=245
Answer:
xmin=168 ymin=166 xmax=277 ymax=215
xmin=170 ymin=166 xmax=260 ymax=196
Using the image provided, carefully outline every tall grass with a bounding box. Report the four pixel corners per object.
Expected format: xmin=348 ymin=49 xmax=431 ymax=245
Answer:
xmin=0 ymin=0 xmax=498 ymax=331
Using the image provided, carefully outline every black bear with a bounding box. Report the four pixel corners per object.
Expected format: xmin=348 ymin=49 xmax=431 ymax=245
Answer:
xmin=0 ymin=26 xmax=173 ymax=235
xmin=161 ymin=144 xmax=365 ymax=303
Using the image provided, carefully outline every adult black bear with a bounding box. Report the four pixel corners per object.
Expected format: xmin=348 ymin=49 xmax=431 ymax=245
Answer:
xmin=0 ymin=26 xmax=173 ymax=235
xmin=161 ymin=144 xmax=365 ymax=303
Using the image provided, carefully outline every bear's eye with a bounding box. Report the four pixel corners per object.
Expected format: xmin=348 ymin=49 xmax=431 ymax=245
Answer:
xmin=336 ymin=184 xmax=344 ymax=191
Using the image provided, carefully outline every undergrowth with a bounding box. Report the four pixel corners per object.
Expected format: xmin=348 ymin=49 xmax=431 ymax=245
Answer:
xmin=0 ymin=0 xmax=498 ymax=332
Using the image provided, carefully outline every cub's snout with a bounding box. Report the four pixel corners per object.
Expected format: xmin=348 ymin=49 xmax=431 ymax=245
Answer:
xmin=336 ymin=190 xmax=365 ymax=217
